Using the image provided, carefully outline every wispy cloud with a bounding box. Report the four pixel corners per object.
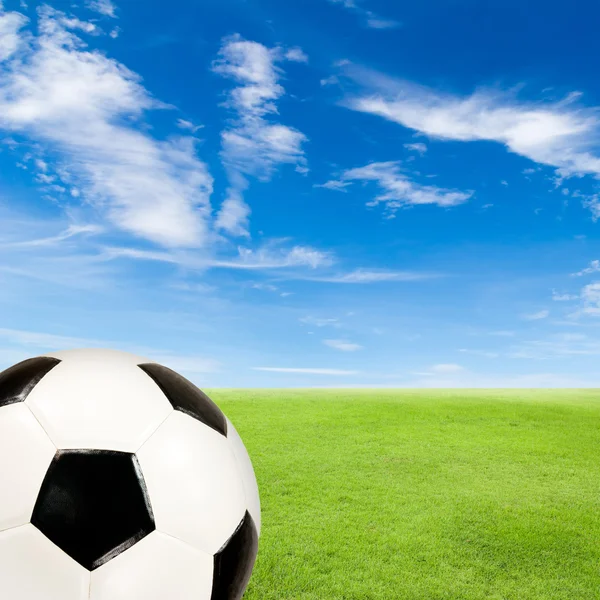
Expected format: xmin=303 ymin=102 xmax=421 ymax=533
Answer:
xmin=100 ymin=239 xmax=333 ymax=272
xmin=508 ymin=332 xmax=600 ymax=359
xmin=551 ymin=289 xmax=579 ymax=301
xmin=98 ymin=246 xmax=183 ymax=264
xmin=404 ymin=142 xmax=427 ymax=155
xmin=0 ymin=213 xmax=119 ymax=290
xmin=327 ymin=0 xmax=401 ymax=30
xmin=85 ymin=0 xmax=117 ymax=18
xmin=251 ymin=282 xmax=278 ymax=292
xmin=431 ymin=363 xmax=464 ymax=373
xmin=0 ymin=223 xmax=102 ymax=248
xmin=0 ymin=327 xmax=105 ymax=350
xmin=209 ymin=244 xmax=333 ymax=270
xmin=0 ymin=327 xmax=221 ymax=374
xmin=319 ymin=161 xmax=473 ymax=216
xmin=252 ymin=366 xmax=359 ymax=375
xmin=0 ymin=6 xmax=213 ymax=248
xmin=296 ymin=267 xmax=441 ymax=283
xmin=314 ymin=179 xmax=353 ymax=191
xmin=323 ymin=339 xmax=362 ymax=351
xmin=458 ymin=348 xmax=499 ymax=358
xmin=299 ymin=316 xmax=341 ymax=327
xmin=176 ymin=118 xmax=204 ymax=133
xmin=343 ymin=68 xmax=600 ymax=187
xmin=522 ymin=309 xmax=550 ymax=320
xmin=571 ymin=259 xmax=600 ymax=276
xmin=212 ymin=34 xmax=308 ymax=237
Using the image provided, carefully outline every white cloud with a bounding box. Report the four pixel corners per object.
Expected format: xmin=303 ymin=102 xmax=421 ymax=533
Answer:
xmin=327 ymin=0 xmax=400 ymax=30
xmin=552 ymin=289 xmax=579 ymax=301
xmin=580 ymin=282 xmax=600 ymax=316
xmin=99 ymin=246 xmax=181 ymax=264
xmin=508 ymin=332 xmax=600 ymax=359
xmin=169 ymin=281 xmax=216 ymax=294
xmin=284 ymin=47 xmax=308 ymax=63
xmin=109 ymin=27 xmax=120 ymax=39
xmin=252 ymin=282 xmax=278 ymax=292
xmin=320 ymin=75 xmax=339 ymax=87
xmin=100 ymin=239 xmax=333 ymax=272
xmin=35 ymin=158 xmax=48 ymax=172
xmin=328 ymin=0 xmax=356 ymax=7
xmin=458 ymin=348 xmax=499 ymax=358
xmin=431 ymin=363 xmax=464 ymax=373
xmin=403 ymin=142 xmax=427 ymax=155
xmin=60 ymin=16 xmax=98 ymax=34
xmin=0 ymin=223 xmax=102 ymax=248
xmin=314 ymin=179 xmax=352 ymax=191
xmin=298 ymin=267 xmax=439 ymax=283
xmin=572 ymin=259 xmax=600 ymax=276
xmin=0 ymin=6 xmax=26 ymax=61
xmin=252 ymin=366 xmax=359 ymax=375
xmin=299 ymin=316 xmax=341 ymax=327
xmin=212 ymin=34 xmax=308 ymax=237
xmin=344 ymin=69 xmax=600 ymax=183
xmin=323 ymin=339 xmax=362 ymax=351
xmin=582 ymin=194 xmax=600 ymax=220
xmin=214 ymin=187 xmax=251 ymax=238
xmin=218 ymin=244 xmax=332 ymax=269
xmin=0 ymin=6 xmax=213 ymax=248
xmin=176 ymin=118 xmax=204 ymax=133
xmin=86 ymin=0 xmax=117 ymax=18
xmin=365 ymin=15 xmax=400 ymax=29
xmin=522 ymin=309 xmax=550 ymax=320
xmin=320 ymin=161 xmax=472 ymax=215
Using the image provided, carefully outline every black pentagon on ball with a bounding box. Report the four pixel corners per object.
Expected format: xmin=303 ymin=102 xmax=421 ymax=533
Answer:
xmin=0 ymin=356 xmax=60 ymax=408
xmin=211 ymin=511 xmax=259 ymax=600
xmin=31 ymin=450 xmax=155 ymax=571
xmin=138 ymin=362 xmax=227 ymax=437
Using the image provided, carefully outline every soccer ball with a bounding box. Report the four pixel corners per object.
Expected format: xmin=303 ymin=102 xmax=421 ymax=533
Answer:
xmin=0 ymin=348 xmax=260 ymax=600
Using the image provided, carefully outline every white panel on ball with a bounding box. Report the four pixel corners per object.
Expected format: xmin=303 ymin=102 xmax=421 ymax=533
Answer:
xmin=0 ymin=524 xmax=89 ymax=600
xmin=25 ymin=349 xmax=173 ymax=452
xmin=90 ymin=531 xmax=213 ymax=600
xmin=226 ymin=417 xmax=262 ymax=535
xmin=136 ymin=411 xmax=246 ymax=555
xmin=0 ymin=404 xmax=56 ymax=532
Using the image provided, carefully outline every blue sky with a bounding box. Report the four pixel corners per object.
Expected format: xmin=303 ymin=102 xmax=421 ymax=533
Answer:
xmin=2 ymin=0 xmax=600 ymax=388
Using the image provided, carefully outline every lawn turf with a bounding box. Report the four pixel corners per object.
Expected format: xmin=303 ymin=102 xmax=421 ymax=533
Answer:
xmin=207 ymin=389 xmax=600 ymax=600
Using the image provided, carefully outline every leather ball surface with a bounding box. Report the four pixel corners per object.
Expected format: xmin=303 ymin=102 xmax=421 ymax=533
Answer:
xmin=0 ymin=348 xmax=260 ymax=600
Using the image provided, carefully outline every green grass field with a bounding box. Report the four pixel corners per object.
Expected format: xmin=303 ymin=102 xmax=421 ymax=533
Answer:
xmin=209 ymin=389 xmax=600 ymax=600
